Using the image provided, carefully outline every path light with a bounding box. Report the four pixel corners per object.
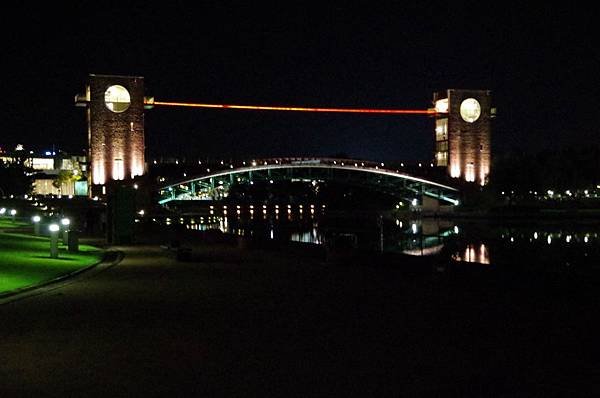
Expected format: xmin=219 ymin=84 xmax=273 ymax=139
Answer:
xmin=10 ymin=209 xmax=17 ymax=221
xmin=32 ymin=215 xmax=41 ymax=235
xmin=61 ymin=218 xmax=70 ymax=243
xmin=0 ymin=208 xmax=5 ymax=215
xmin=49 ymin=223 xmax=60 ymax=258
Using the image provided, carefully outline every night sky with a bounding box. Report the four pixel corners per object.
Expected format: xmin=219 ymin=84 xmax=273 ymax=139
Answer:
xmin=2 ymin=3 xmax=598 ymax=162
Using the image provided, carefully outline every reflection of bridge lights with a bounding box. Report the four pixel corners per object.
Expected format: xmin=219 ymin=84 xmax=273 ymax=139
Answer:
xmin=411 ymin=223 xmax=418 ymax=234
xmin=454 ymin=226 xmax=459 ymax=234
xmin=534 ymin=232 xmax=538 ymax=239
xmin=585 ymin=235 xmax=589 ymax=243
xmin=566 ymin=235 xmax=572 ymax=243
xmin=547 ymin=235 xmax=552 ymax=245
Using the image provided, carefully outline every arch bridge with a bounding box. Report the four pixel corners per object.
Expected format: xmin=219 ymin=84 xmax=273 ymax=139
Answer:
xmin=158 ymin=158 xmax=459 ymax=208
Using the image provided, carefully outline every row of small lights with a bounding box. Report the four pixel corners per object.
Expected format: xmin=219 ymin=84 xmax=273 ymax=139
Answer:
xmin=0 ymin=207 xmax=17 ymax=216
xmin=1 ymin=207 xmax=70 ymax=234
xmin=502 ymin=232 xmax=598 ymax=244
xmin=501 ymin=187 xmax=600 ymax=198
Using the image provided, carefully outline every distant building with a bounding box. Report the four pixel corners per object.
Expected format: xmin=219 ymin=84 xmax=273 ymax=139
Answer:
xmin=0 ymin=146 xmax=87 ymax=196
xmin=433 ymin=89 xmax=495 ymax=185
xmin=76 ymin=74 xmax=150 ymax=197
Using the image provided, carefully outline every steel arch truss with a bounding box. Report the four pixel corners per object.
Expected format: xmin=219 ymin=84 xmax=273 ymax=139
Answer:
xmin=158 ymin=161 xmax=459 ymax=206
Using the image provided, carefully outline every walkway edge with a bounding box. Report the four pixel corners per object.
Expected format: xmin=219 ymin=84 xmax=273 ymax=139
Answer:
xmin=0 ymin=250 xmax=124 ymax=305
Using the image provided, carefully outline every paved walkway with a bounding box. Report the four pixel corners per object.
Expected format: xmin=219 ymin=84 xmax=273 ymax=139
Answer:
xmin=1 ymin=245 xmax=598 ymax=396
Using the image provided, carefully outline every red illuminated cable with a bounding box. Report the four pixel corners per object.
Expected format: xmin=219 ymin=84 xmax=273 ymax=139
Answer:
xmin=149 ymin=100 xmax=435 ymax=115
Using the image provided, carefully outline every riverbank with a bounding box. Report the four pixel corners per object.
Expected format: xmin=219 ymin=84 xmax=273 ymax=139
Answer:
xmin=2 ymin=223 xmax=599 ymax=395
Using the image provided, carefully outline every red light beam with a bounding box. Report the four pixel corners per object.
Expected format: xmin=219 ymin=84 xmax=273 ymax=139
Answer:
xmin=149 ymin=100 xmax=435 ymax=115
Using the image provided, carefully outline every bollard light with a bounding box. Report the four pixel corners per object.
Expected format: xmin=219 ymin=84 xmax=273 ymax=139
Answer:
xmin=49 ymin=223 xmax=60 ymax=258
xmin=10 ymin=209 xmax=16 ymax=221
xmin=60 ymin=218 xmax=70 ymax=244
xmin=0 ymin=208 xmax=5 ymax=215
xmin=32 ymin=215 xmax=41 ymax=235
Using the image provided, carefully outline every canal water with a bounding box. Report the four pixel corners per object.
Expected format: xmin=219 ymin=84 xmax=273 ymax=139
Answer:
xmin=155 ymin=203 xmax=600 ymax=270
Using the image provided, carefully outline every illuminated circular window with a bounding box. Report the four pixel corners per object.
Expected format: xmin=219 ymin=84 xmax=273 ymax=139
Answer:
xmin=104 ymin=85 xmax=131 ymax=113
xmin=459 ymin=98 xmax=481 ymax=123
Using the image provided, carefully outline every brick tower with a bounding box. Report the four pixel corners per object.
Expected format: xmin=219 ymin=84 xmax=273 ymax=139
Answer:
xmin=433 ymin=89 xmax=494 ymax=185
xmin=75 ymin=74 xmax=146 ymax=196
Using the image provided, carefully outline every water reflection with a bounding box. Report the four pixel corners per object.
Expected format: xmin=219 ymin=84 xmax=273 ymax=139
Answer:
xmin=153 ymin=204 xmax=600 ymax=267
xmin=452 ymin=244 xmax=490 ymax=265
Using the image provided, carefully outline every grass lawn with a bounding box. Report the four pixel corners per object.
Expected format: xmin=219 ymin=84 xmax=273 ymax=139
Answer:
xmin=0 ymin=220 xmax=103 ymax=294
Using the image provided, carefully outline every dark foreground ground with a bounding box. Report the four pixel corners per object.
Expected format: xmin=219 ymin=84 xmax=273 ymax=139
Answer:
xmin=1 ymin=235 xmax=599 ymax=397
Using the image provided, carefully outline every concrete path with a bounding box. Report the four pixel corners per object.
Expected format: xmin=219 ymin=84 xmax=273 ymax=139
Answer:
xmin=1 ymin=245 xmax=598 ymax=396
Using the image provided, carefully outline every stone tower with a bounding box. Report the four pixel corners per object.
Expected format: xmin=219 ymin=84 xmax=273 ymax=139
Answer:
xmin=76 ymin=74 xmax=146 ymax=196
xmin=433 ymin=89 xmax=494 ymax=185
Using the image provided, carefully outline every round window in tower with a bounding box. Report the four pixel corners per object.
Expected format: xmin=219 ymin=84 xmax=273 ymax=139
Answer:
xmin=459 ymin=98 xmax=481 ymax=123
xmin=104 ymin=85 xmax=131 ymax=113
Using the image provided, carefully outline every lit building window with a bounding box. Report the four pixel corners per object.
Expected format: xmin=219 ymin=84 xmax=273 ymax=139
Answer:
xmin=113 ymin=158 xmax=125 ymax=180
xmin=435 ymin=98 xmax=448 ymax=113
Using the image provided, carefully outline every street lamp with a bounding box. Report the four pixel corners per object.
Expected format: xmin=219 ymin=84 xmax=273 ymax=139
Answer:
xmin=32 ymin=215 xmax=41 ymax=235
xmin=49 ymin=223 xmax=60 ymax=258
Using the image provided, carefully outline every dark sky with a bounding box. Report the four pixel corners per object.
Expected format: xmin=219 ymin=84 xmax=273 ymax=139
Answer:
xmin=2 ymin=3 xmax=598 ymax=162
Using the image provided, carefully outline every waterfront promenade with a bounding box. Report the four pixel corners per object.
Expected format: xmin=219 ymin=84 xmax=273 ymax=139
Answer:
xmin=1 ymin=241 xmax=598 ymax=396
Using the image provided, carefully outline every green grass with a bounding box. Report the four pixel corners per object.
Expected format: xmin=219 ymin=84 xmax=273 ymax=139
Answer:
xmin=0 ymin=220 xmax=103 ymax=294
xmin=0 ymin=219 xmax=29 ymax=229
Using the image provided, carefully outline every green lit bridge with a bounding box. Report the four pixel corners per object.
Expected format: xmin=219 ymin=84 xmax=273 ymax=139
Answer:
xmin=158 ymin=158 xmax=459 ymax=209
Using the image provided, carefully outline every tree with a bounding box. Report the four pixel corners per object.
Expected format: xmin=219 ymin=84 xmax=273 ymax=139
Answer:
xmin=0 ymin=159 xmax=33 ymax=197
xmin=52 ymin=163 xmax=83 ymax=194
